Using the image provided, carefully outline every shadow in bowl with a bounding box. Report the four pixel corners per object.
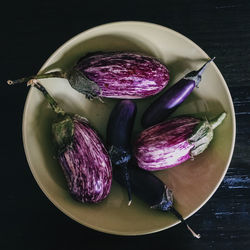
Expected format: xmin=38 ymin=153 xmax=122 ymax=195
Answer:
xmin=173 ymin=92 xmax=226 ymax=118
xmin=32 ymin=99 xmax=68 ymax=190
xmin=39 ymin=33 xmax=162 ymax=74
xmin=166 ymin=56 xmax=212 ymax=85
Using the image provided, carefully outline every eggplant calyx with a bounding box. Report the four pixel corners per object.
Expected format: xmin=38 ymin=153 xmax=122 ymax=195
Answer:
xmin=68 ymin=68 xmax=101 ymax=100
xmin=189 ymin=112 xmax=226 ymax=157
xmin=150 ymin=186 xmax=200 ymax=238
xmin=150 ymin=186 xmax=173 ymax=211
xmin=109 ymin=148 xmax=132 ymax=205
xmin=109 ymin=145 xmax=131 ymax=165
xmin=31 ymin=82 xmax=75 ymax=152
xmin=52 ymin=115 xmax=74 ymax=152
xmin=184 ymin=57 xmax=215 ymax=87
xmin=188 ymin=120 xmax=213 ymax=157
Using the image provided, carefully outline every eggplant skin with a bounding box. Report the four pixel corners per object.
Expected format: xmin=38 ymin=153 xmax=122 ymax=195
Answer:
xmin=134 ymin=117 xmax=200 ymax=171
xmin=141 ymin=79 xmax=196 ymax=128
xmin=75 ymin=52 xmax=170 ymax=99
xmin=107 ymin=99 xmax=137 ymax=152
xmin=113 ymin=164 xmax=171 ymax=208
xmin=58 ymin=117 xmax=112 ymax=203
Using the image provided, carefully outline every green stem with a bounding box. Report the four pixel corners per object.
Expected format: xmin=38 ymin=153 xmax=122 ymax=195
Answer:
xmin=33 ymin=82 xmax=65 ymax=116
xmin=210 ymin=112 xmax=227 ymax=130
xmin=7 ymin=71 xmax=66 ymax=85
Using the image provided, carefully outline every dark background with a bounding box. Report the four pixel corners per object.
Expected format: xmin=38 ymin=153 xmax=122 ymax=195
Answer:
xmin=1 ymin=0 xmax=250 ymax=249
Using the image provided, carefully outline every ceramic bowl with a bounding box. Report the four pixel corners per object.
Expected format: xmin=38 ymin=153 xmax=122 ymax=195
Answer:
xmin=22 ymin=21 xmax=235 ymax=235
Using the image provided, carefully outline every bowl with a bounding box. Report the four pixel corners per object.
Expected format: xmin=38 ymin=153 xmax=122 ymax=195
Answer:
xmin=22 ymin=21 xmax=236 ymax=235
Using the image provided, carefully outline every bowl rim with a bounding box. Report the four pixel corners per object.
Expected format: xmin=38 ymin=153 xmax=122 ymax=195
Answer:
xmin=22 ymin=21 xmax=236 ymax=236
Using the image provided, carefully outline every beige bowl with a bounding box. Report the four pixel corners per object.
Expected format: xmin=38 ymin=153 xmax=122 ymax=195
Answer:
xmin=22 ymin=21 xmax=235 ymax=235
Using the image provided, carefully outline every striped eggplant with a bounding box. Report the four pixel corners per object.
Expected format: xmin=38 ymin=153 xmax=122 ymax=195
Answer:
xmin=134 ymin=113 xmax=226 ymax=171
xmin=7 ymin=51 xmax=170 ymax=100
xmin=113 ymin=163 xmax=201 ymax=238
xmin=106 ymin=100 xmax=137 ymax=205
xmin=142 ymin=57 xmax=215 ymax=128
xmin=33 ymin=82 xmax=112 ymax=203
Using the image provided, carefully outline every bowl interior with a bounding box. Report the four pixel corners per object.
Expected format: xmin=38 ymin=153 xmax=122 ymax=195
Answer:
xmin=23 ymin=21 xmax=235 ymax=235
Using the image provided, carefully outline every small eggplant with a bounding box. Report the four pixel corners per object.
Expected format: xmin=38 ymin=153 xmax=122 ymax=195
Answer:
xmin=113 ymin=164 xmax=201 ymax=238
xmin=32 ymin=82 xmax=112 ymax=203
xmin=142 ymin=58 xmax=215 ymax=128
xmin=135 ymin=113 xmax=226 ymax=171
xmin=7 ymin=51 xmax=170 ymax=100
xmin=107 ymin=100 xmax=137 ymax=205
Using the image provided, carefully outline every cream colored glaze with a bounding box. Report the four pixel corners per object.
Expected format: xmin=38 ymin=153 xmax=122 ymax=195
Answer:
xmin=22 ymin=21 xmax=235 ymax=235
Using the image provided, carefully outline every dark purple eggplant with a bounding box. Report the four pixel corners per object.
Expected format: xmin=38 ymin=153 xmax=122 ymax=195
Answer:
xmin=7 ymin=51 xmax=170 ymax=100
xmin=107 ymin=100 xmax=137 ymax=205
xmin=142 ymin=57 xmax=215 ymax=128
xmin=31 ymin=82 xmax=112 ymax=203
xmin=113 ymin=164 xmax=200 ymax=238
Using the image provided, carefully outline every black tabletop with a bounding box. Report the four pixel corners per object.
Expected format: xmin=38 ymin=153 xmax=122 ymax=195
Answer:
xmin=1 ymin=0 xmax=250 ymax=249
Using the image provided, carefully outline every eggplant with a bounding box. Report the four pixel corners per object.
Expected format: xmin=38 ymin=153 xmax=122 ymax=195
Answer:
xmin=113 ymin=164 xmax=201 ymax=238
xmin=7 ymin=51 xmax=170 ymax=100
xmin=142 ymin=58 xmax=215 ymax=128
xmin=134 ymin=113 xmax=226 ymax=171
xmin=32 ymin=82 xmax=112 ymax=203
xmin=107 ymin=100 xmax=137 ymax=205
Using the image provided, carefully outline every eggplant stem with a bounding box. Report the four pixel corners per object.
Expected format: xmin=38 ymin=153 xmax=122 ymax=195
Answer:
xmin=32 ymin=81 xmax=65 ymax=115
xmin=121 ymin=163 xmax=132 ymax=205
xmin=98 ymin=96 xmax=105 ymax=103
xmin=7 ymin=71 xmax=66 ymax=85
xmin=196 ymin=57 xmax=216 ymax=77
xmin=170 ymin=207 xmax=201 ymax=239
xmin=210 ymin=112 xmax=227 ymax=130
xmin=186 ymin=224 xmax=201 ymax=239
xmin=184 ymin=57 xmax=215 ymax=87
